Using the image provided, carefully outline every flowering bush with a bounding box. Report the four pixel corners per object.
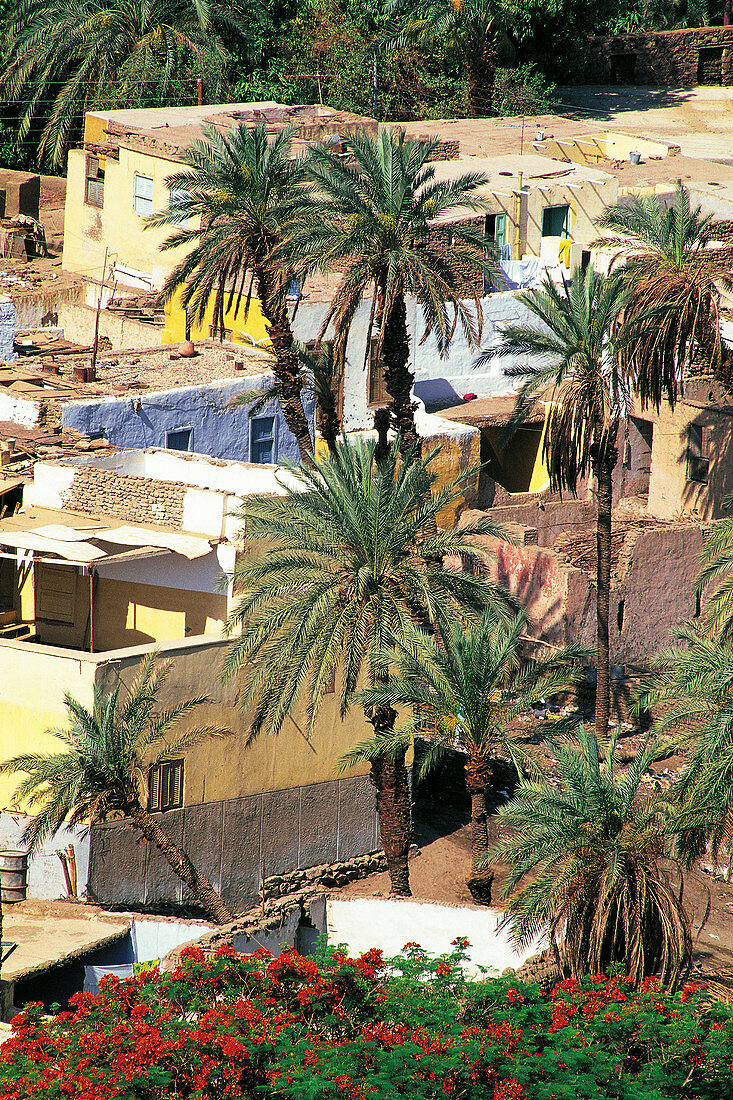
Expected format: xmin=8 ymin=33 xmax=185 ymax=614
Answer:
xmin=2 ymin=938 xmax=733 ymax=1099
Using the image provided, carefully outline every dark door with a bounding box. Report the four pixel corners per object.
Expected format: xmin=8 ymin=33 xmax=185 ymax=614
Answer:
xmin=698 ymin=47 xmax=724 ymax=85
xmin=610 ymin=53 xmax=636 ymax=84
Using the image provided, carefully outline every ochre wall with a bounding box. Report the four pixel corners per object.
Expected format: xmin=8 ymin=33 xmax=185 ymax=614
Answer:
xmin=93 ymin=638 xmax=373 ymax=801
xmin=645 ymin=400 xmax=733 ymax=521
xmin=92 ymin=578 xmax=227 ymax=651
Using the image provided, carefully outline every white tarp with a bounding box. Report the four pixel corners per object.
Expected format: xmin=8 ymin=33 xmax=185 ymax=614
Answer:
xmin=30 ymin=524 xmax=105 ymax=542
xmin=96 ymin=526 xmax=211 ymax=560
xmin=0 ymin=530 xmax=106 ymax=562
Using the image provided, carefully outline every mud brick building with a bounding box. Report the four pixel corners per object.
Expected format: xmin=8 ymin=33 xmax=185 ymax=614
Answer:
xmin=586 ymin=26 xmax=733 ymax=86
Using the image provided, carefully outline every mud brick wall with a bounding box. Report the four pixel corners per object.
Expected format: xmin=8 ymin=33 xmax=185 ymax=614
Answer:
xmin=62 ymin=466 xmax=186 ymax=527
xmin=586 ymin=26 xmax=733 ymax=86
xmin=428 ymin=215 xmax=485 ymax=298
xmin=88 ymin=774 xmax=379 ymax=916
xmin=422 ymin=137 xmax=460 ymax=161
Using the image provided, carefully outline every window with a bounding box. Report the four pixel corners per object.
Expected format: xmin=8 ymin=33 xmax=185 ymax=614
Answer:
xmin=541 ymin=204 xmax=570 ymax=239
xmin=166 ymin=427 xmax=192 ymax=451
xmin=85 ymin=156 xmax=104 ymax=208
xmin=251 ymin=416 xmax=275 ymax=463
xmin=148 ymin=760 xmax=183 ymax=813
xmin=167 ymin=187 xmax=190 ymax=227
xmin=208 ymin=324 xmax=232 ymax=341
xmin=367 ymin=336 xmax=388 ymax=406
xmin=133 ymin=173 xmax=154 ymax=217
xmin=35 ymin=563 xmax=76 ymax=624
xmin=687 ymin=423 xmax=709 ymax=484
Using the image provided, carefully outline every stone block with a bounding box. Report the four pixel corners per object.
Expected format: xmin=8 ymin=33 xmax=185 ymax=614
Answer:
xmin=179 ymin=801 xmax=225 ymax=904
xmin=298 ymin=780 xmax=339 ymax=867
xmin=88 ymin=820 xmax=145 ymax=907
xmin=336 ymin=775 xmax=377 ymax=859
xmin=220 ymin=795 xmax=261 ymax=913
xmin=144 ymin=809 xmax=185 ymax=905
xmin=260 ymin=787 xmax=300 ymax=877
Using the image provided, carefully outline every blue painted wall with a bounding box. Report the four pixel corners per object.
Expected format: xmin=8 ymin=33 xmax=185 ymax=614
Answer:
xmin=62 ymin=374 xmax=316 ymax=463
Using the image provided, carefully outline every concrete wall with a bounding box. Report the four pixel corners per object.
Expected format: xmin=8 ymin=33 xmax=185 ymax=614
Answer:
xmin=0 ymin=812 xmax=89 ymax=902
xmin=61 ymin=376 xmax=316 ymax=465
xmin=11 ymin=282 xmax=84 ymax=332
xmin=88 ymin=774 xmax=378 ymax=915
xmin=56 ymin=302 xmax=161 ymax=350
xmin=586 ymin=26 xmax=733 ymax=86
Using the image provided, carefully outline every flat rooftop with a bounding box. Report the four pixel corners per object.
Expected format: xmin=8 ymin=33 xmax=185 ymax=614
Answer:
xmin=430 ymin=152 xmax=614 ymax=190
xmin=4 ymin=339 xmax=274 ymax=402
xmin=2 ymin=906 xmax=130 ymax=984
xmin=89 ymin=101 xmax=377 ymax=163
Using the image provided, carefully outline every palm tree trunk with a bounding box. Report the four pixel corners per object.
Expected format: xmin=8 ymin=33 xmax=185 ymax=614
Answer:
xmin=366 ymin=703 xmax=412 ymax=897
xmin=465 ymin=756 xmax=493 ymax=902
xmin=383 ymin=293 xmax=419 ymax=457
xmin=132 ymin=808 xmax=233 ymax=924
xmin=465 ymin=43 xmax=496 ymax=118
xmin=593 ymin=443 xmax=616 ymax=740
xmin=256 ymin=268 xmax=313 ymax=464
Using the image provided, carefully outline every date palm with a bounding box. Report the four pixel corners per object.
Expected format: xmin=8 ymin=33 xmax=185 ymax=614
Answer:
xmin=639 ymin=623 xmax=733 ymax=878
xmin=1 ymin=0 xmax=247 ymax=167
xmin=0 ymin=654 xmax=233 ymax=924
xmin=352 ymin=607 xmax=584 ymax=898
xmin=595 ymin=183 xmax=732 ymax=407
xmin=294 ymin=129 xmax=489 ymax=455
xmin=489 ymin=725 xmax=691 ymax=989
xmin=476 ymin=265 xmax=629 ymax=739
xmin=223 ymin=435 xmax=508 ymax=896
xmin=379 ymin=0 xmax=514 ymax=117
xmin=149 ymin=121 xmax=314 ymax=462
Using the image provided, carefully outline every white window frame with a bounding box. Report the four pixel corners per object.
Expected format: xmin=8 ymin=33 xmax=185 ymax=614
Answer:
xmin=133 ymin=173 xmax=154 ymax=218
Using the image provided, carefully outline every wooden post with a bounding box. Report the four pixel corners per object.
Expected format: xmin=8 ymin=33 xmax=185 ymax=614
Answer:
xmin=89 ymin=570 xmax=95 ymax=653
xmin=90 ymin=246 xmax=109 ymax=378
xmin=197 ymin=78 xmax=203 ymax=106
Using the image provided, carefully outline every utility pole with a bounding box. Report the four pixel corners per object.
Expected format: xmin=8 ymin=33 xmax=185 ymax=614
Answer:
xmin=90 ymin=246 xmax=109 ymax=378
xmin=197 ymin=78 xmax=203 ymax=106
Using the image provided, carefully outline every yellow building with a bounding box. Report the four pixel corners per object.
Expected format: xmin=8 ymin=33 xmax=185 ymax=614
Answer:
xmin=0 ymin=449 xmax=375 ymax=913
xmin=62 ymin=101 xmax=378 ymax=338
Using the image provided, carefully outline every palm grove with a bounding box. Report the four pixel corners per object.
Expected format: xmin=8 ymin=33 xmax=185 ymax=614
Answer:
xmin=2 ymin=120 xmax=733 ymax=992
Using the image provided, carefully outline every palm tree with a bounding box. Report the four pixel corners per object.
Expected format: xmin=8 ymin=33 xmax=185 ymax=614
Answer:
xmin=489 ymin=725 xmax=691 ymax=989
xmin=222 ymin=435 xmax=509 ymax=896
xmin=595 ymin=183 xmax=732 ymax=407
xmin=352 ymin=607 xmax=584 ymax=899
xmin=476 ymin=265 xmax=629 ymax=739
xmin=379 ymin=0 xmax=515 ymax=117
xmin=1 ymin=0 xmax=248 ymax=167
xmin=149 ymin=122 xmax=315 ymax=462
xmin=294 ymin=129 xmax=489 ymax=455
xmin=694 ymin=493 xmax=733 ymax=640
xmin=0 ymin=654 xmax=233 ymax=924
xmin=639 ymin=622 xmax=733 ymax=878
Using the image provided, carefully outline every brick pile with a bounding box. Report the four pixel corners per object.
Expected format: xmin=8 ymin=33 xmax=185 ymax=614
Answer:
xmin=62 ymin=466 xmax=186 ymax=527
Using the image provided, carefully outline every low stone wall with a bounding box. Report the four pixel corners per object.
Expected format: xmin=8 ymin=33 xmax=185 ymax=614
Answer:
xmin=586 ymin=26 xmax=733 ymax=86
xmin=62 ymin=465 xmax=186 ymax=527
xmin=261 ymin=851 xmax=387 ymax=901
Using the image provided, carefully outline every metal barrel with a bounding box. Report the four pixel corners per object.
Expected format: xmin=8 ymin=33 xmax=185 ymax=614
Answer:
xmin=0 ymin=850 xmax=28 ymax=904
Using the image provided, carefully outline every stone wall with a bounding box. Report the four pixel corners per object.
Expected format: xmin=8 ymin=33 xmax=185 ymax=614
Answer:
xmin=88 ymin=774 xmax=378 ymax=916
xmin=62 ymin=466 xmax=186 ymax=527
xmin=586 ymin=26 xmax=733 ymax=86
xmin=422 ymin=137 xmax=460 ymax=161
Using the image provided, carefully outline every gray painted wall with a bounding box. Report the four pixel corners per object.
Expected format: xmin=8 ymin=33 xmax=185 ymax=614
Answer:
xmin=62 ymin=375 xmax=316 ymax=464
xmin=88 ymin=774 xmax=378 ymax=916
xmin=0 ymin=811 xmax=89 ymax=901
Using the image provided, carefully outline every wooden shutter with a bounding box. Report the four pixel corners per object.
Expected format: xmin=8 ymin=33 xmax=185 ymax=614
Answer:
xmin=148 ymin=765 xmax=161 ymax=812
xmin=35 ymin=563 xmax=76 ymax=623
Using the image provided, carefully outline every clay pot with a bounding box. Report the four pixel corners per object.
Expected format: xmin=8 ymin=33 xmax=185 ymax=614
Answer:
xmin=179 ymin=339 xmax=196 ymax=358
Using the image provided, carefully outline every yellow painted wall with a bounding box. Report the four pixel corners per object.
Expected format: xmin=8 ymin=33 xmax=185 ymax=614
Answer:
xmin=604 ymin=132 xmax=673 ymax=160
xmin=0 ymin=643 xmax=98 ymax=807
xmin=94 ymin=638 xmax=373 ymax=800
xmin=63 ymin=146 xmax=192 ymax=288
xmin=161 ymin=286 xmax=270 ymax=348
xmin=93 ymin=578 xmax=227 ymax=651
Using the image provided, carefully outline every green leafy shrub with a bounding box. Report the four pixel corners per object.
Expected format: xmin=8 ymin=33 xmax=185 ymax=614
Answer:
xmin=2 ymin=940 xmax=733 ymax=1099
